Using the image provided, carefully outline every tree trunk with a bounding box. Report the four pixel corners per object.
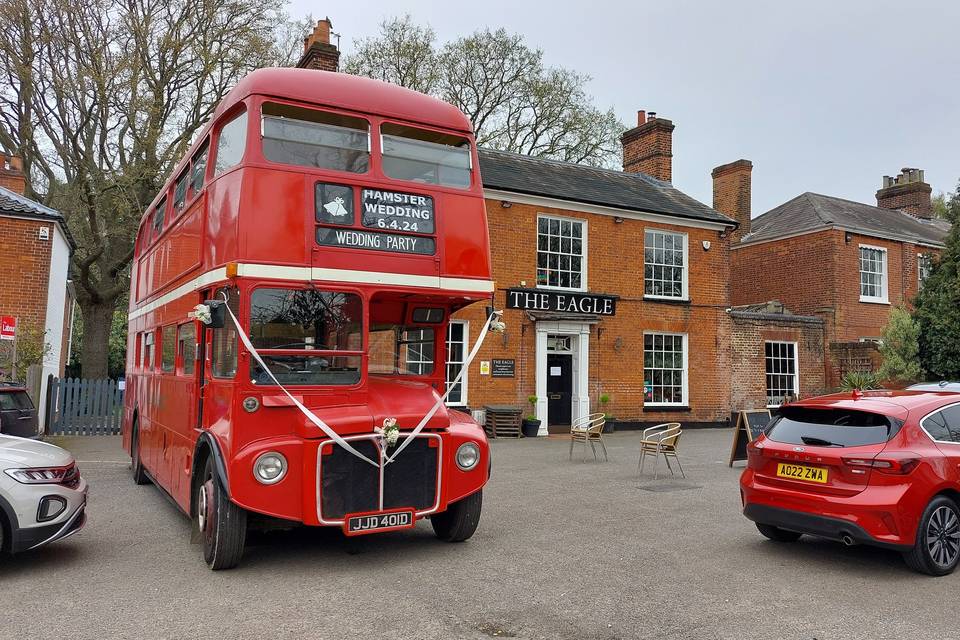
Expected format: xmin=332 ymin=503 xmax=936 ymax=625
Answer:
xmin=79 ymin=302 xmax=116 ymax=379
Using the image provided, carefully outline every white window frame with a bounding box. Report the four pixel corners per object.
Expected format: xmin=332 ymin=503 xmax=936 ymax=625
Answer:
xmin=859 ymin=244 xmax=889 ymax=304
xmin=642 ymin=332 xmax=688 ymax=407
xmin=536 ymin=214 xmax=587 ymax=292
xmin=445 ymin=320 xmax=469 ymax=406
xmin=643 ymin=228 xmax=689 ymax=300
xmin=764 ymin=341 xmax=799 ymax=408
xmin=402 ymin=328 xmax=435 ymax=375
xmin=918 ymin=252 xmax=934 ymax=289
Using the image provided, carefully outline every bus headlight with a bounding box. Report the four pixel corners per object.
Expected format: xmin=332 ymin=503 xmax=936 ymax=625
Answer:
xmin=253 ymin=452 xmax=287 ymax=484
xmin=456 ymin=443 xmax=480 ymax=471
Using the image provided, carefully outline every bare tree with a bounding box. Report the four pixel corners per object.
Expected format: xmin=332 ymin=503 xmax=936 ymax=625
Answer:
xmin=342 ymin=14 xmax=440 ymax=93
xmin=0 ymin=0 xmax=303 ymax=377
xmin=343 ymin=19 xmax=625 ymax=167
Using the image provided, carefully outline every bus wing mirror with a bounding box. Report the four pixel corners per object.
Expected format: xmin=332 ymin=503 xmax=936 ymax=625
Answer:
xmin=202 ymin=300 xmax=227 ymax=329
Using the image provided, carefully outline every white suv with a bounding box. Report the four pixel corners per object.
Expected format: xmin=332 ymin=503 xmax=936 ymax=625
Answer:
xmin=0 ymin=435 xmax=88 ymax=554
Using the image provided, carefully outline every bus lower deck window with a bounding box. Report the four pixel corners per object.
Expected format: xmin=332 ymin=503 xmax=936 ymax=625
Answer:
xmin=248 ymin=287 xmax=363 ymax=386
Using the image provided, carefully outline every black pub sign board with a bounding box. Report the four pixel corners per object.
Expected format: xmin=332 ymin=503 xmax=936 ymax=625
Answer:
xmin=491 ymin=359 xmax=515 ymax=378
xmin=505 ymin=288 xmax=618 ymax=316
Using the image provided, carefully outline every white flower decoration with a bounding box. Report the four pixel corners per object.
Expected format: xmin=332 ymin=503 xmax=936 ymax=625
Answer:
xmin=190 ymin=303 xmax=212 ymax=325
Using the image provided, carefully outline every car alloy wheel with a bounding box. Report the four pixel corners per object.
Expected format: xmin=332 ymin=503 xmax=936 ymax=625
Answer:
xmin=926 ymin=505 xmax=960 ymax=569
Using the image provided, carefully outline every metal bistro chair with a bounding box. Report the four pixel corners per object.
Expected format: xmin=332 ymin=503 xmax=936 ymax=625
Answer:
xmin=638 ymin=423 xmax=684 ymax=480
xmin=568 ymin=412 xmax=607 ymax=461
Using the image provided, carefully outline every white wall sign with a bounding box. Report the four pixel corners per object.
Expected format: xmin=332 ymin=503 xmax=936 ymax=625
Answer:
xmin=479 ymin=361 xmax=490 ymax=375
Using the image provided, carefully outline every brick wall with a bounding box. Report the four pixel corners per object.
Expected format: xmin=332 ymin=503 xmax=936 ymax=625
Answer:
xmin=0 ymin=216 xmax=53 ymax=348
xmin=731 ymin=229 xmax=840 ymax=316
xmin=452 ymin=198 xmax=733 ymax=426
xmin=730 ymin=312 xmax=827 ymax=411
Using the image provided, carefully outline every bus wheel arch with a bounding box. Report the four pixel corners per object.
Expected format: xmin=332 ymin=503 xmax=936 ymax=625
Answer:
xmin=190 ymin=434 xmax=230 ymax=519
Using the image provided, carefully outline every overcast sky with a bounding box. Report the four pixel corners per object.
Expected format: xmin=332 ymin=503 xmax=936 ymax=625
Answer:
xmin=289 ymin=0 xmax=960 ymax=215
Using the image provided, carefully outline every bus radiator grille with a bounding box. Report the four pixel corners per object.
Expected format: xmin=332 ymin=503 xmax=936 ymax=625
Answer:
xmin=319 ymin=436 xmax=439 ymax=520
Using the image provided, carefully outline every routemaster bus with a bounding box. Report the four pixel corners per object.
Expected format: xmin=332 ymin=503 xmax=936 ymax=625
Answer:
xmin=122 ymin=68 xmax=495 ymax=569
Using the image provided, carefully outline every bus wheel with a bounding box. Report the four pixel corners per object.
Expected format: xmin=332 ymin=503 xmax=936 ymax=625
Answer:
xmin=431 ymin=490 xmax=482 ymax=542
xmin=196 ymin=456 xmax=247 ymax=570
xmin=131 ymin=420 xmax=150 ymax=486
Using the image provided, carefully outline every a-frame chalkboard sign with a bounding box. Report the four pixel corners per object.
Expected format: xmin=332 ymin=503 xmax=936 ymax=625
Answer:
xmin=728 ymin=409 xmax=772 ymax=466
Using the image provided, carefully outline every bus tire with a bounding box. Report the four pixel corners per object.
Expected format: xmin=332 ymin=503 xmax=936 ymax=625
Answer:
xmin=431 ymin=490 xmax=482 ymax=542
xmin=197 ymin=456 xmax=246 ymax=570
xmin=131 ymin=419 xmax=150 ymax=486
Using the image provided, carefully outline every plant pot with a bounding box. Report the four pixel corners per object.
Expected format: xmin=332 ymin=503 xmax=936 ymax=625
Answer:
xmin=603 ymin=420 xmax=615 ymax=433
xmin=521 ymin=419 xmax=541 ymax=437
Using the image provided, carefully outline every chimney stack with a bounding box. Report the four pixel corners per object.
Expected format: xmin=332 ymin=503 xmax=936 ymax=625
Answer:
xmin=621 ymin=110 xmax=675 ymax=182
xmin=876 ymin=167 xmax=932 ymax=219
xmin=712 ymin=159 xmax=753 ymax=242
xmin=0 ymin=153 xmax=26 ymax=195
xmin=297 ymin=17 xmax=340 ymax=73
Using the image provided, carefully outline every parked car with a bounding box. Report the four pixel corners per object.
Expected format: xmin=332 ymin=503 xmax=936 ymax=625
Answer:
xmin=0 ymin=384 xmax=39 ymax=438
xmin=0 ymin=435 xmax=87 ymax=554
xmin=741 ymin=390 xmax=960 ymax=575
xmin=907 ymin=381 xmax=960 ymax=393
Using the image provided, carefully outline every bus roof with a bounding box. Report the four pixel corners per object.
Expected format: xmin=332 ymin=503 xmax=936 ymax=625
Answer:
xmin=215 ymin=68 xmax=475 ymax=134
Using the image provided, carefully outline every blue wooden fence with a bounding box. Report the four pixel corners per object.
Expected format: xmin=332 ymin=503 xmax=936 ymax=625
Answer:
xmin=46 ymin=377 xmax=124 ymax=435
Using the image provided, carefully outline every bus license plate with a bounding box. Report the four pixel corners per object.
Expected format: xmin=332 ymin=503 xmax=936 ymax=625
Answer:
xmin=344 ymin=509 xmax=416 ymax=536
xmin=776 ymin=462 xmax=828 ymax=484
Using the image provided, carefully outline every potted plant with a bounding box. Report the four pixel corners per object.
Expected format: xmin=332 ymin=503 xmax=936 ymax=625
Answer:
xmin=521 ymin=395 xmax=541 ymax=437
xmin=599 ymin=393 xmax=615 ymax=433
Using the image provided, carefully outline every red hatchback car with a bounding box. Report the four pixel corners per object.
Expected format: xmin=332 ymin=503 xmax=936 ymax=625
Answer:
xmin=741 ymin=390 xmax=960 ymax=576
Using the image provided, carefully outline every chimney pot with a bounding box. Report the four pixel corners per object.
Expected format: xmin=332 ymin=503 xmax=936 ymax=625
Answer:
xmin=877 ymin=166 xmax=932 ymax=219
xmin=648 ymin=111 xmax=657 ymax=121
xmin=636 ymin=110 xmax=645 ymax=126
xmin=297 ymin=16 xmax=340 ymax=72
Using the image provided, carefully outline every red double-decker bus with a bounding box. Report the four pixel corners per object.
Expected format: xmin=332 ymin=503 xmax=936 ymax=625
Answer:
xmin=122 ymin=68 xmax=495 ymax=569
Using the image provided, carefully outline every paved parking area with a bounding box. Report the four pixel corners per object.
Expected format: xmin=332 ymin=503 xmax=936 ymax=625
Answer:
xmin=3 ymin=430 xmax=955 ymax=639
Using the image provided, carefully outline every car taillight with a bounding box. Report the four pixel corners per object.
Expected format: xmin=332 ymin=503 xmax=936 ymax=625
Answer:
xmin=842 ymin=453 xmax=919 ymax=475
xmin=746 ymin=439 xmax=765 ymax=469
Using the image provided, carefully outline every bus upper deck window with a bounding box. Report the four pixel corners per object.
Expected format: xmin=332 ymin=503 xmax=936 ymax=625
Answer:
xmin=214 ymin=110 xmax=247 ymax=176
xmin=173 ymin=170 xmax=188 ymax=211
xmin=152 ymin=197 xmax=167 ymax=237
xmin=261 ymin=102 xmax=369 ymax=174
xmin=380 ymin=123 xmax=472 ymax=189
xmin=190 ymin=142 xmax=208 ymax=194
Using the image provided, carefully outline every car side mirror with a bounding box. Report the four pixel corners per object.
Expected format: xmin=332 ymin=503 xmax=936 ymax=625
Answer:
xmin=202 ymin=300 xmax=227 ymax=329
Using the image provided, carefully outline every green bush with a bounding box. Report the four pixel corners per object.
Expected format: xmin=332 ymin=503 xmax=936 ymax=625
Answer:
xmin=915 ymin=181 xmax=960 ymax=379
xmin=839 ymin=371 xmax=881 ymax=392
xmin=878 ymin=305 xmax=923 ymax=384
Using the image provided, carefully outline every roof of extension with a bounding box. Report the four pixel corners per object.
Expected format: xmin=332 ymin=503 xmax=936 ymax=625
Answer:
xmin=0 ymin=185 xmax=76 ymax=249
xmin=741 ymin=192 xmax=950 ymax=248
xmin=478 ymin=148 xmax=737 ymax=227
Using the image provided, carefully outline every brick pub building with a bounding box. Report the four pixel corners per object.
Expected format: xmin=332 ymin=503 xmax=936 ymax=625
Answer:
xmin=729 ymin=165 xmax=948 ymax=387
xmin=293 ymin=17 xmax=852 ymax=430
xmin=0 ymin=153 xmax=75 ymax=394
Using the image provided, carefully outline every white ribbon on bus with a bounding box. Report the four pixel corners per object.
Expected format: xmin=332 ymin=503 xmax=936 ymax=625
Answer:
xmin=220 ymin=301 xmax=499 ymax=468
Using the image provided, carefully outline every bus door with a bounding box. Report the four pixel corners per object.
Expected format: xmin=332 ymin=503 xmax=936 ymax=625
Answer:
xmin=199 ymin=286 xmax=239 ymax=433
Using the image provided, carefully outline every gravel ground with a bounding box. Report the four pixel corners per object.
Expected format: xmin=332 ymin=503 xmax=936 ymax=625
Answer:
xmin=2 ymin=430 xmax=955 ymax=640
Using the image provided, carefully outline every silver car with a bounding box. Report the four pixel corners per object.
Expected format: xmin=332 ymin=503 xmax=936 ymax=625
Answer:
xmin=907 ymin=381 xmax=960 ymax=393
xmin=0 ymin=435 xmax=88 ymax=554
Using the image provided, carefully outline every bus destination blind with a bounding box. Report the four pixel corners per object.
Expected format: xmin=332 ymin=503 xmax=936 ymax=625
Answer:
xmin=316 ymin=227 xmax=436 ymax=256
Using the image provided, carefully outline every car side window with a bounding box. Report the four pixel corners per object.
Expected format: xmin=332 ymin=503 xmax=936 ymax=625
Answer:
xmin=923 ymin=410 xmax=952 ymax=442
xmin=941 ymin=405 xmax=960 ymax=442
